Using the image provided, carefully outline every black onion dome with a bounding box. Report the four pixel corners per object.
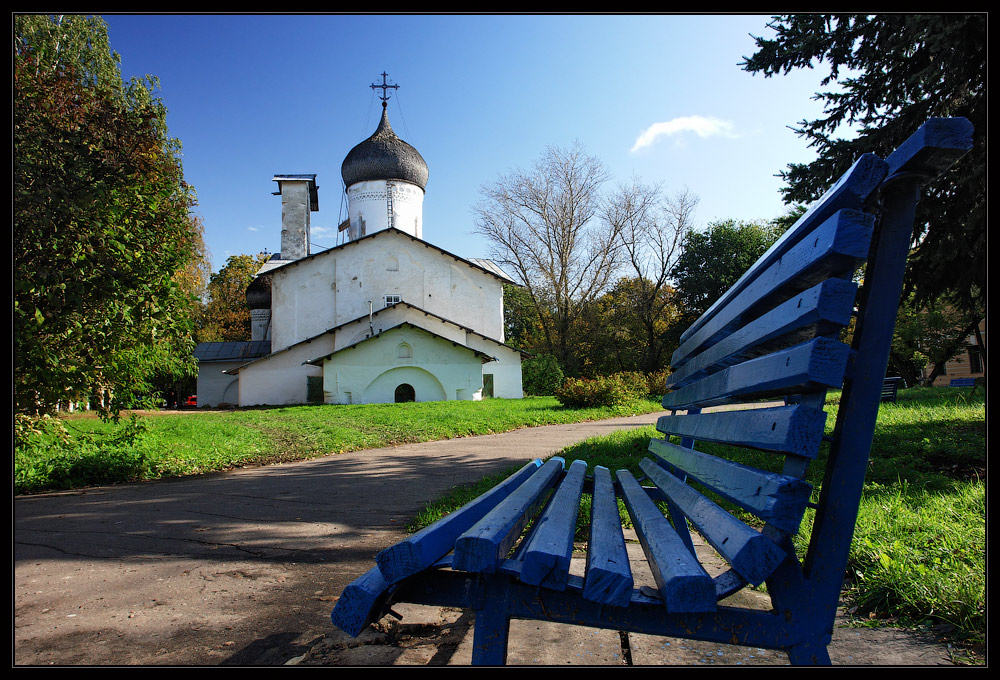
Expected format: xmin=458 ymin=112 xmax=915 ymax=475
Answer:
xmin=245 ymin=275 xmax=272 ymax=310
xmin=341 ymin=105 xmax=428 ymax=190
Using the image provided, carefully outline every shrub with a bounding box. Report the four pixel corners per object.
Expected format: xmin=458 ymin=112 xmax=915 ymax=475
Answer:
xmin=644 ymin=369 xmax=672 ymax=396
xmin=554 ymin=373 xmax=648 ymax=408
xmin=522 ymin=354 xmax=564 ymax=396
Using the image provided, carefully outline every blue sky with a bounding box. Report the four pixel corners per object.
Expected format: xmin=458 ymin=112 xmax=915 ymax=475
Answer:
xmin=103 ymin=14 xmax=836 ymax=273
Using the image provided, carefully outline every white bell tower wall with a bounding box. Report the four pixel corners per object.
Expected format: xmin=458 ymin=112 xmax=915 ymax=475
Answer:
xmin=347 ymin=179 xmax=424 ymax=241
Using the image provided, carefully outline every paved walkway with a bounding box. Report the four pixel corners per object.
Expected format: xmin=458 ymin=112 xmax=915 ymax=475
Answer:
xmin=15 ymin=411 xmax=955 ymax=666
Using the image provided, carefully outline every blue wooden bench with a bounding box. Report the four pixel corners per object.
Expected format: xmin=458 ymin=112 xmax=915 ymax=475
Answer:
xmin=881 ymin=377 xmax=903 ymax=402
xmin=329 ymin=118 xmax=973 ymax=665
xmin=949 ymin=377 xmax=976 ymax=387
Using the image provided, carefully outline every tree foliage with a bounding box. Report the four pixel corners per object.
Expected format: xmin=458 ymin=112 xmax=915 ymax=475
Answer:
xmin=14 ymin=15 xmax=203 ymax=418
xmin=742 ymin=14 xmax=986 ymax=312
xmin=585 ymin=277 xmax=682 ymax=376
xmin=197 ymin=253 xmax=270 ymax=343
xmin=520 ymin=354 xmax=564 ymax=396
xmin=669 ymin=219 xmax=786 ymax=328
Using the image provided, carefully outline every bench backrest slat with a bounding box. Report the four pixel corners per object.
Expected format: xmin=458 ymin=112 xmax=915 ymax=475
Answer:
xmin=667 ymin=278 xmax=858 ymax=391
xmin=656 ymin=404 xmax=827 ymax=458
xmin=637 ymin=458 xmax=787 ymax=586
xmin=617 ymin=468 xmax=717 ymax=612
xmin=582 ymin=466 xmax=634 ymax=607
xmin=679 ymin=153 xmax=887 ymax=347
xmin=647 ymin=438 xmax=812 ymax=534
xmin=663 ymin=337 xmax=850 ymax=410
xmin=671 ymin=210 xmax=873 ymax=373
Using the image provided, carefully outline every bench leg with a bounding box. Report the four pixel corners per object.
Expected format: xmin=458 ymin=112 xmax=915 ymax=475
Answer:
xmin=786 ymin=639 xmax=832 ymax=665
xmin=471 ymin=586 xmax=511 ymax=665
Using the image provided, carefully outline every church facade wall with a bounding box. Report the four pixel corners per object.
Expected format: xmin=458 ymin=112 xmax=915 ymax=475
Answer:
xmin=237 ymin=337 xmax=332 ymax=406
xmin=464 ymin=335 xmax=524 ymax=399
xmin=196 ymin=362 xmax=243 ymax=407
xmin=322 ymin=325 xmax=485 ymax=404
xmin=267 ymin=231 xmax=506 ymax=354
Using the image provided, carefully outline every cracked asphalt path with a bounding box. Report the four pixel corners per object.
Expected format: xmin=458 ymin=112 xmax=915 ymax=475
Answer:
xmin=15 ymin=412 xmax=666 ymax=666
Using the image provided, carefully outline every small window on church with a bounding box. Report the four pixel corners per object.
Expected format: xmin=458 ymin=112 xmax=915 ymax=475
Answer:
xmin=398 ymin=342 xmax=412 ymax=359
xmin=384 ymin=294 xmax=401 ymax=307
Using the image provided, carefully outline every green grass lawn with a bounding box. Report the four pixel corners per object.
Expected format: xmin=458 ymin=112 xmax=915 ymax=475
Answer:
xmin=14 ymin=396 xmax=664 ymax=495
xmin=411 ymin=386 xmax=986 ymax=656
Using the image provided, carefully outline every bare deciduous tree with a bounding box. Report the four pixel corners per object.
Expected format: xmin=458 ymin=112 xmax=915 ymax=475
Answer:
xmin=603 ymin=182 xmax=698 ymax=372
xmin=473 ymin=143 xmax=621 ymax=373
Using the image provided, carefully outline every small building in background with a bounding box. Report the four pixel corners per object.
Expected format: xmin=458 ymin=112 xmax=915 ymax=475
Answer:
xmin=920 ymin=319 xmax=986 ymax=386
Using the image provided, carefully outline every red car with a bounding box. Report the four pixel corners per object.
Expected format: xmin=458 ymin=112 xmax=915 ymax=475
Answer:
xmin=183 ymin=395 xmax=197 ymax=407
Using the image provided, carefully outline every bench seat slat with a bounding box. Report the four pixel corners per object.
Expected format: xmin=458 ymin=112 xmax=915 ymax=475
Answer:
xmin=331 ymin=564 xmax=394 ymax=637
xmin=656 ymin=404 xmax=827 ymax=458
xmin=670 ymin=210 xmax=873 ymax=373
xmin=638 ymin=458 xmax=787 ymax=586
xmin=663 ymin=337 xmax=850 ymax=411
xmin=376 ymin=459 xmax=543 ymax=583
xmin=680 ymin=153 xmax=886 ymax=347
xmin=583 ymin=466 xmax=633 ymax=607
xmin=453 ymin=457 xmax=564 ymax=574
xmin=519 ymin=459 xmax=588 ymax=590
xmin=647 ymin=438 xmax=813 ymax=534
xmin=617 ymin=469 xmax=716 ymax=612
xmin=667 ymin=278 xmax=857 ymax=391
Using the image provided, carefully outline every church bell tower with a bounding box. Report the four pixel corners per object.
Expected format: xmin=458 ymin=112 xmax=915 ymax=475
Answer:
xmin=340 ymin=73 xmax=429 ymax=242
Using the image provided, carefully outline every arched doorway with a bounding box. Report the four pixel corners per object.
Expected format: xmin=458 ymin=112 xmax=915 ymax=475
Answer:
xmin=364 ymin=366 xmax=447 ymax=404
xmin=394 ymin=383 xmax=415 ymax=403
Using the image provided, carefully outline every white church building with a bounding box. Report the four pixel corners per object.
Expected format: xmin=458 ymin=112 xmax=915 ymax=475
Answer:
xmin=194 ymin=84 xmax=526 ymax=407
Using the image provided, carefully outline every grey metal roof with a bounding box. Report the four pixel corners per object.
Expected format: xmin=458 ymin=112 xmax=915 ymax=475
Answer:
xmin=325 ymin=300 xmax=532 ymax=358
xmin=194 ymin=341 xmax=271 ymax=362
xmin=467 ymin=259 xmax=518 ymax=284
xmin=341 ymin=105 xmax=429 ymax=190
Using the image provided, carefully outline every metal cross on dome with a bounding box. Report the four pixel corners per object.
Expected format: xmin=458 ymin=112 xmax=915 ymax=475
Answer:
xmin=371 ymin=72 xmax=399 ymax=104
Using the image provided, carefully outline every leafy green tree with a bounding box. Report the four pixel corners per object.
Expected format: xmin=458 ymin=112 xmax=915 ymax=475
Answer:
xmin=669 ymin=219 xmax=785 ymax=332
xmin=14 ymin=15 xmax=203 ymax=419
xmin=586 ymin=277 xmax=681 ymax=375
xmin=502 ymin=283 xmax=545 ymax=354
xmin=197 ymin=253 xmax=270 ymax=342
xmin=742 ymin=14 xmax=986 ymax=313
xmin=520 ymin=355 xmax=564 ymax=396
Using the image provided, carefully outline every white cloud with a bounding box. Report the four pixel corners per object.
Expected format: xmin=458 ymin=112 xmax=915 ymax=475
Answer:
xmin=630 ymin=115 xmax=738 ymax=152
